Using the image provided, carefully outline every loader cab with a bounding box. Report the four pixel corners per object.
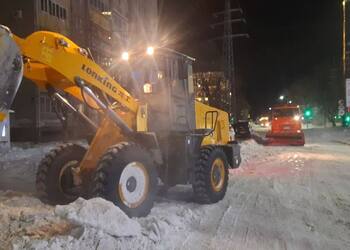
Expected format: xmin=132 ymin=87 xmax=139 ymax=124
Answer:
xmin=130 ymin=49 xmax=196 ymax=134
xmin=127 ymin=49 xmax=202 ymax=186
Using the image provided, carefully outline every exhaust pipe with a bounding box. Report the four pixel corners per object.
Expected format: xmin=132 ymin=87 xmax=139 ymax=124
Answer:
xmin=0 ymin=25 xmax=23 ymax=121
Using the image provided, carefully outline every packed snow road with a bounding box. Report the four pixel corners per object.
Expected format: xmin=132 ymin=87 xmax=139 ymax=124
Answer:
xmin=0 ymin=128 xmax=350 ymax=250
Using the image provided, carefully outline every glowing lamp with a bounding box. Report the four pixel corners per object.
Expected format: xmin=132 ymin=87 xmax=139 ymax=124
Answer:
xmin=146 ymin=46 xmax=155 ymax=56
xmin=121 ymin=52 xmax=129 ymax=61
xmin=143 ymin=83 xmax=152 ymax=94
xmin=294 ymin=115 xmax=300 ymax=121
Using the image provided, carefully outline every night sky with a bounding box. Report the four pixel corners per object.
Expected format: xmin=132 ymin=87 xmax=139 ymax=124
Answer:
xmin=159 ymin=0 xmax=341 ymax=116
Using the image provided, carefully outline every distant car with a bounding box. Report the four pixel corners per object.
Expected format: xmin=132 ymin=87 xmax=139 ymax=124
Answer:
xmin=259 ymin=116 xmax=270 ymax=127
xmin=234 ymin=120 xmax=251 ymax=139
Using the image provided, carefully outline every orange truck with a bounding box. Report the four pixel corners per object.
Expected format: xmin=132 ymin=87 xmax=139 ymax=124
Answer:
xmin=265 ymin=104 xmax=305 ymax=146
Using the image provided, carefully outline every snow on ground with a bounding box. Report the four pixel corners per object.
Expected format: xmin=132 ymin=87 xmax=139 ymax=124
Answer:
xmin=1 ymin=129 xmax=350 ymax=249
xmin=0 ymin=143 xmax=57 ymax=193
xmin=0 ymin=142 xmax=86 ymax=193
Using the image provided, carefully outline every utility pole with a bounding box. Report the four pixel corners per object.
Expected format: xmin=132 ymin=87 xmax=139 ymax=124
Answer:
xmin=343 ymin=0 xmax=348 ymax=78
xmin=212 ymin=0 xmax=248 ymax=121
xmin=342 ymin=0 xmax=350 ymax=113
xmin=224 ymin=0 xmax=235 ymax=118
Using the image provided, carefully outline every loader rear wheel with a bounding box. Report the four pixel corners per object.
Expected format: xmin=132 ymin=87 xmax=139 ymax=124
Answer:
xmin=192 ymin=146 xmax=229 ymax=204
xmin=36 ymin=143 xmax=86 ymax=205
xmin=93 ymin=142 xmax=157 ymax=217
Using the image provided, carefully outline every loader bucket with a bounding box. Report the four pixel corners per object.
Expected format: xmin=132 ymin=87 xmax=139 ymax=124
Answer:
xmin=0 ymin=25 xmax=23 ymax=121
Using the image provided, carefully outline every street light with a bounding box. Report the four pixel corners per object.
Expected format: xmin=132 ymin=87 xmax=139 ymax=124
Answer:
xmin=343 ymin=0 xmax=349 ymax=76
xmin=101 ymin=11 xmax=112 ymax=16
xmin=279 ymin=95 xmax=285 ymax=101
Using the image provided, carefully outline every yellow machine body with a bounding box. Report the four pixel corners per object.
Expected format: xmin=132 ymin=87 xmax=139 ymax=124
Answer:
xmin=195 ymin=101 xmax=230 ymax=146
xmin=7 ymin=30 xmax=232 ymax=174
xmin=12 ymin=31 xmax=139 ymax=173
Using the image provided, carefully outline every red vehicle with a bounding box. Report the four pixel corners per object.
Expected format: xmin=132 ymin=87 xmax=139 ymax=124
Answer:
xmin=265 ymin=104 xmax=305 ymax=146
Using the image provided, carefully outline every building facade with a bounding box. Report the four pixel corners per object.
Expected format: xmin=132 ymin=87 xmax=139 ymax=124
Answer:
xmin=0 ymin=0 xmax=158 ymax=141
xmin=193 ymin=72 xmax=231 ymax=113
xmin=0 ymin=0 xmax=72 ymax=141
xmin=128 ymin=0 xmax=158 ymax=51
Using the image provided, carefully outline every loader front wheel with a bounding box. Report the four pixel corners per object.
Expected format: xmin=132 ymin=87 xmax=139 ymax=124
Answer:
xmin=193 ymin=146 xmax=229 ymax=204
xmin=93 ymin=142 xmax=157 ymax=217
xmin=36 ymin=143 xmax=87 ymax=205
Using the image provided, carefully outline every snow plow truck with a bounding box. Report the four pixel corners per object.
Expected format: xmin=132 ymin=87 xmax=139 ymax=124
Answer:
xmin=265 ymin=104 xmax=305 ymax=146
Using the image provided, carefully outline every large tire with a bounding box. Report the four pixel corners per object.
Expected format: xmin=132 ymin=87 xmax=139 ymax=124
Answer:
xmin=192 ymin=146 xmax=229 ymax=204
xmin=93 ymin=142 xmax=157 ymax=217
xmin=36 ymin=143 xmax=87 ymax=205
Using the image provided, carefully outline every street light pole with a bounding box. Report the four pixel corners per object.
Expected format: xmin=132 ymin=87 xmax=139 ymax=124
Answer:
xmin=343 ymin=0 xmax=350 ymax=113
xmin=343 ymin=0 xmax=348 ymax=78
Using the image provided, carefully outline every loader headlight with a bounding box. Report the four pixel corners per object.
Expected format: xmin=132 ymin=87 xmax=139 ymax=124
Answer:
xmin=121 ymin=51 xmax=129 ymax=61
xmin=294 ymin=115 xmax=300 ymax=121
xmin=146 ymin=46 xmax=155 ymax=56
xmin=143 ymin=83 xmax=153 ymax=94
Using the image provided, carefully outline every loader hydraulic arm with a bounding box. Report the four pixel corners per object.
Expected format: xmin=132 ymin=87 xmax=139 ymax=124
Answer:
xmin=13 ymin=29 xmax=139 ymax=115
xmin=0 ymin=26 xmax=147 ymax=173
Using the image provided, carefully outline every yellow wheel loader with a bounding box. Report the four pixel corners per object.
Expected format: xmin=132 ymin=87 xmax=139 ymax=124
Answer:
xmin=0 ymin=25 xmax=241 ymax=217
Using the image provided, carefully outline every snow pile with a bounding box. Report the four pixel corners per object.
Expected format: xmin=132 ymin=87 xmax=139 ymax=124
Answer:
xmin=12 ymin=227 xmax=123 ymax=250
xmin=0 ymin=191 xmax=68 ymax=249
xmin=55 ymin=198 xmax=142 ymax=237
xmin=4 ymin=196 xmax=150 ymax=250
xmin=1 ymin=193 xmax=198 ymax=250
xmin=239 ymin=139 xmax=283 ymax=165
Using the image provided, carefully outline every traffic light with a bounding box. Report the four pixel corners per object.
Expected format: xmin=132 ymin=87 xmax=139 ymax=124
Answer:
xmin=304 ymin=108 xmax=313 ymax=120
xmin=344 ymin=113 xmax=350 ymax=127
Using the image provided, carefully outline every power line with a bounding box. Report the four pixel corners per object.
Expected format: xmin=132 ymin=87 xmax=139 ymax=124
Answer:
xmin=211 ymin=0 xmax=248 ymax=118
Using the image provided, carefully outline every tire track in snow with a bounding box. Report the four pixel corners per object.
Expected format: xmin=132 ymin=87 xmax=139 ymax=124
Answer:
xmin=208 ymin=158 xmax=294 ymax=250
xmin=180 ymin=179 xmax=254 ymax=250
